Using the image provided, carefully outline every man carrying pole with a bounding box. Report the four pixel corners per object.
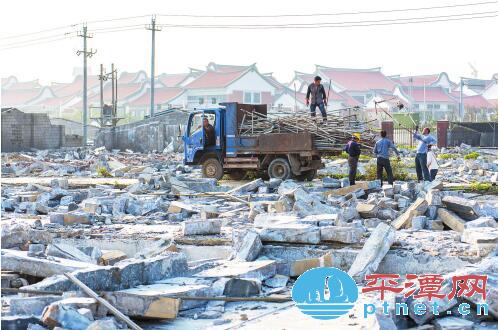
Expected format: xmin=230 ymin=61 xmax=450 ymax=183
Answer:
xmin=373 ymin=130 xmax=400 ymax=186
xmin=344 ymin=133 xmax=361 ymax=185
xmin=305 ymin=76 xmax=328 ymax=124
xmin=413 ymin=127 xmax=436 ymax=182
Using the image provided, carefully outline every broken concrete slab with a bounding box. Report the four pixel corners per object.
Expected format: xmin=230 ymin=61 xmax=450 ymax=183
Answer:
xmin=1 ymin=315 xmax=44 ymax=330
xmin=431 ymin=316 xmax=474 ymax=330
xmin=465 ymin=216 xmax=498 ymax=228
xmin=391 ymin=198 xmax=428 ymax=230
xmin=348 ymin=223 xmax=395 ymax=282
xmin=438 ymin=208 xmax=466 ymax=233
xmin=62 ymin=211 xmax=93 ymax=225
xmin=234 ymin=230 xmax=262 ymax=262
xmin=182 ymin=219 xmax=222 ymax=236
xmin=1 ymin=223 xmax=52 ymax=248
xmin=104 ymin=278 xmax=212 ymax=319
xmin=442 ymin=195 xmax=479 ymax=220
xmin=1 ymin=249 xmax=93 ymax=277
xmin=299 ymin=213 xmax=342 ymax=226
xmin=258 ymin=224 xmax=320 ymax=244
xmin=261 ymin=245 xmax=332 ymax=277
xmin=264 ymin=274 xmax=289 ymax=288
xmin=194 ymin=260 xmax=276 ymax=281
xmin=253 ymin=213 xmax=298 ymax=226
xmin=320 ymin=226 xmax=364 ymax=243
xmin=46 ymin=243 xmax=95 ymax=264
xmin=324 ymin=181 xmax=369 ymax=197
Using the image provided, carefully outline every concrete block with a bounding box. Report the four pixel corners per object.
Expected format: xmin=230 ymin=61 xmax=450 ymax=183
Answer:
xmin=264 ymin=274 xmax=289 ymax=288
xmin=9 ymin=296 xmax=61 ymax=316
xmin=223 ymin=278 xmax=261 ymax=297
xmin=442 ymin=196 xmax=479 ymax=220
xmin=235 ymin=230 xmax=262 ymax=262
xmin=259 ymin=224 xmax=320 ymax=244
xmin=411 ymin=216 xmax=427 ymax=230
xmin=63 ymin=211 xmax=93 ymax=225
xmin=427 ymin=220 xmax=444 ymax=231
xmin=253 ymin=213 xmax=298 ymax=226
xmin=465 ymin=216 xmax=498 ymax=228
xmin=392 ymin=198 xmax=428 ymax=229
xmin=320 ymin=226 xmax=364 ymax=243
xmin=98 ymin=250 xmax=128 ymax=266
xmin=261 ymin=245 xmax=332 ymax=277
xmin=356 ymin=203 xmax=378 ymax=218
xmin=182 ymin=219 xmax=222 ymax=235
xmin=438 ymin=208 xmax=466 ymax=233
xmin=41 ymin=303 xmax=91 ymax=330
xmin=348 ymin=223 xmax=395 ymax=282
xmin=1 ymin=315 xmax=44 ymax=330
xmin=87 ymin=319 xmax=119 ymax=330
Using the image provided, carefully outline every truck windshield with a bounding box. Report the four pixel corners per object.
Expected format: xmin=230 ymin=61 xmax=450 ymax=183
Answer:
xmin=189 ymin=113 xmax=215 ymax=136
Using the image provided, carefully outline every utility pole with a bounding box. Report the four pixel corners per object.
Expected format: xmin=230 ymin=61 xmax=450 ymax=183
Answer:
xmin=77 ymin=24 xmax=96 ymax=145
xmin=99 ymin=64 xmax=105 ymax=121
xmin=459 ymin=77 xmax=464 ymax=121
xmin=146 ymin=16 xmax=161 ymax=118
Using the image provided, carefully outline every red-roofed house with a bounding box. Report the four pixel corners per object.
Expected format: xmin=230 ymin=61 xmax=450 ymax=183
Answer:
xmin=364 ymin=92 xmax=407 ymax=123
xmin=184 ymin=65 xmax=276 ymax=109
xmin=394 ymin=86 xmax=457 ymax=121
xmin=482 ymin=74 xmax=498 ymax=106
xmin=207 ymin=62 xmax=253 ymax=73
xmin=2 ymin=78 xmax=42 ymax=90
xmin=1 ymin=87 xmax=55 ymax=109
xmin=390 ymin=72 xmax=455 ymax=92
xmin=450 ymin=93 xmax=496 ymax=121
xmin=316 ymin=66 xmax=397 ymax=105
xmin=157 ymin=68 xmax=203 ymax=87
xmin=2 ymin=76 xmax=18 ymax=89
xmin=287 ymin=71 xmax=316 ymax=93
xmin=52 ymin=75 xmax=101 ymax=97
xmin=128 ymin=87 xmax=186 ymax=116
xmin=118 ymin=71 xmax=148 ymax=84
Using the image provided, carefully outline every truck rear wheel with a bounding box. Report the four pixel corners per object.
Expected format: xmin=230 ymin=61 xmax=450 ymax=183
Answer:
xmin=268 ymin=158 xmax=292 ymax=180
xmin=296 ymin=169 xmax=317 ymax=181
xmin=202 ymin=158 xmax=224 ymax=180
xmin=227 ymin=169 xmax=247 ymax=180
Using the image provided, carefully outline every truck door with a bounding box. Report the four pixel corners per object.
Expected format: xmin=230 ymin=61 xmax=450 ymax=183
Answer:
xmin=184 ymin=112 xmax=205 ymax=163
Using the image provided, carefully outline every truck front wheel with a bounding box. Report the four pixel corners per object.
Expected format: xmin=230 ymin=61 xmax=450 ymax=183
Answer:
xmin=202 ymin=158 xmax=224 ymax=180
xmin=268 ymin=158 xmax=292 ymax=180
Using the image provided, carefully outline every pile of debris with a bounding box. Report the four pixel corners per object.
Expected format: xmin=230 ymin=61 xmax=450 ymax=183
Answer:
xmin=1 ymin=146 xmax=497 ymax=329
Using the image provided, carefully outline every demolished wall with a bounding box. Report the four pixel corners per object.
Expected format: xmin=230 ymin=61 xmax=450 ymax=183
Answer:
xmin=1 ymin=108 xmax=82 ymax=152
xmin=94 ymin=110 xmax=187 ymax=152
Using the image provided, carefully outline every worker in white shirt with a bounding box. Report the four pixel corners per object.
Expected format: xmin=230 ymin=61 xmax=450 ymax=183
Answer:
xmin=426 ymin=144 xmax=439 ymax=181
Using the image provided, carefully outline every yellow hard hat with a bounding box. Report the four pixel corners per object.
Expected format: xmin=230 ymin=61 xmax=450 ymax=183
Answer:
xmin=353 ymin=133 xmax=361 ymax=141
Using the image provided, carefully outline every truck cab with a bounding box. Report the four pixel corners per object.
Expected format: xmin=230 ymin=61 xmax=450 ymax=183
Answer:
xmin=183 ymin=102 xmax=323 ymax=181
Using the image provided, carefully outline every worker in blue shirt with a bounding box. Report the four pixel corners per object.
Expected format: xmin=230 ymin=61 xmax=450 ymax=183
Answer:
xmin=413 ymin=127 xmax=437 ymax=182
xmin=373 ymin=130 xmax=400 ymax=186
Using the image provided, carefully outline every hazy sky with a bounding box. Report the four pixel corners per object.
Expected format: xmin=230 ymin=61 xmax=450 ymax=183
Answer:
xmin=1 ymin=0 xmax=497 ymax=85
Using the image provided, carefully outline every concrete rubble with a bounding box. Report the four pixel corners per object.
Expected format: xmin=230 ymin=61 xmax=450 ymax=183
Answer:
xmin=1 ymin=146 xmax=497 ymax=329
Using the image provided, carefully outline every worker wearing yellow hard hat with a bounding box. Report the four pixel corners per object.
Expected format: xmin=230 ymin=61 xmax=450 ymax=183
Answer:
xmin=352 ymin=133 xmax=361 ymax=141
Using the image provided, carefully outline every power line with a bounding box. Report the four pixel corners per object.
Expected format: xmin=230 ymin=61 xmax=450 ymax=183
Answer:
xmin=0 ymin=35 xmax=77 ymax=51
xmin=157 ymin=0 xmax=498 ymax=18
xmin=156 ymin=12 xmax=498 ymax=29
xmin=0 ymin=23 xmax=78 ymax=40
xmin=0 ymin=31 xmax=77 ymax=48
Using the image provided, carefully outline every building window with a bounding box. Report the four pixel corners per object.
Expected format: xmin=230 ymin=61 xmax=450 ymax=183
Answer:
xmin=211 ymin=97 xmax=217 ymax=104
xmin=427 ymin=104 xmax=434 ymax=110
xmin=244 ymin=92 xmax=262 ymax=104
xmin=434 ymin=104 xmax=441 ymax=110
xmin=413 ymin=104 xmax=419 ymax=109
xmin=198 ymin=97 xmax=204 ymax=105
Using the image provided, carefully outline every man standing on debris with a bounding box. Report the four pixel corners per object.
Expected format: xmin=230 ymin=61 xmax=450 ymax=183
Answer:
xmin=344 ymin=133 xmax=361 ymax=185
xmin=203 ymin=117 xmax=215 ymax=147
xmin=373 ymin=130 xmax=400 ymax=186
xmin=427 ymin=144 xmax=439 ymax=181
xmin=413 ymin=127 xmax=436 ymax=182
xmin=305 ymin=76 xmax=328 ymax=123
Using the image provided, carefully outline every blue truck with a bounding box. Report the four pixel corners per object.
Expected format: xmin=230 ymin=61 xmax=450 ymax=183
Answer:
xmin=183 ymin=102 xmax=340 ymax=181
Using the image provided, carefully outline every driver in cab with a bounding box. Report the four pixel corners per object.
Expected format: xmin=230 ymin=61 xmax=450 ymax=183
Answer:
xmin=203 ymin=117 xmax=215 ymax=147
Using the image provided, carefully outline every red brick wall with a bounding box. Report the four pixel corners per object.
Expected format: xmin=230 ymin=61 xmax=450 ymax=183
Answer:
xmin=381 ymin=121 xmax=394 ymax=141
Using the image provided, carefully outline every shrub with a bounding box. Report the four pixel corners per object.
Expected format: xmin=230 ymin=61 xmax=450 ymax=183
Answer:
xmin=469 ymin=182 xmax=497 ymax=192
xmin=97 ymin=166 xmax=112 ymax=178
xmin=363 ymin=158 xmax=411 ymax=181
xmin=439 ymin=154 xmax=456 ymax=160
xmin=464 ymin=151 xmax=479 ymax=160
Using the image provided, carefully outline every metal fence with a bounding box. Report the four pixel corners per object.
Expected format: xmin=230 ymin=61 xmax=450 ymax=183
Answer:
xmin=448 ymin=122 xmax=498 ymax=147
xmin=393 ymin=125 xmax=437 ymax=148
